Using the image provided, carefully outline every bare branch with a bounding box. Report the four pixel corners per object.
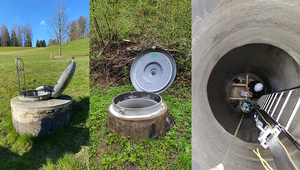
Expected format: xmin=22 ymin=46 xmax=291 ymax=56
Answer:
xmin=48 ymin=0 xmax=69 ymax=56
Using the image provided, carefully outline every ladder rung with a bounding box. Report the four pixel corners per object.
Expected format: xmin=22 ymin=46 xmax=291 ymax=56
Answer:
xmin=271 ymin=92 xmax=284 ymax=117
xmin=285 ymin=97 xmax=300 ymax=130
xmin=262 ymin=95 xmax=269 ymax=109
xmin=267 ymin=93 xmax=278 ymax=114
xmin=276 ymin=91 xmax=293 ymax=122
xmin=264 ymin=94 xmax=275 ymax=113
xmin=262 ymin=95 xmax=271 ymax=110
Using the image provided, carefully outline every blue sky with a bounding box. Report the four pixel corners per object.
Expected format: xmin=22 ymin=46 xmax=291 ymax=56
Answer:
xmin=0 ymin=0 xmax=89 ymax=47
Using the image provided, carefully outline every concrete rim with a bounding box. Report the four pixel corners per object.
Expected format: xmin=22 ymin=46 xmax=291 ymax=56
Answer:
xmin=107 ymin=101 xmax=173 ymax=141
xmin=11 ymin=94 xmax=72 ymax=110
xmin=109 ymin=101 xmax=167 ymax=120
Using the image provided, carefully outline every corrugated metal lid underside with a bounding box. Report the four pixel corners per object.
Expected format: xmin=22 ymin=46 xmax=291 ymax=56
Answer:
xmin=130 ymin=47 xmax=176 ymax=94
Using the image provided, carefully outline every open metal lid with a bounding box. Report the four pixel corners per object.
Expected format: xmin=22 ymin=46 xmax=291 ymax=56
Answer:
xmin=51 ymin=58 xmax=76 ymax=98
xmin=130 ymin=47 xmax=176 ymax=94
xmin=15 ymin=57 xmax=76 ymax=101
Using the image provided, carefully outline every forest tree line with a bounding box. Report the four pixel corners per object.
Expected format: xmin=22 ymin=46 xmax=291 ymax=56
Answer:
xmin=48 ymin=16 xmax=89 ymax=46
xmin=0 ymin=23 xmax=33 ymax=47
xmin=0 ymin=15 xmax=89 ymax=47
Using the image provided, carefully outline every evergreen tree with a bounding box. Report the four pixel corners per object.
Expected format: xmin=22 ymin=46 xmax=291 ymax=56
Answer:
xmin=36 ymin=40 xmax=40 ymax=47
xmin=42 ymin=40 xmax=46 ymax=47
xmin=5 ymin=30 xmax=10 ymax=46
xmin=1 ymin=24 xmax=10 ymax=46
xmin=10 ymin=30 xmax=18 ymax=46
xmin=25 ymin=31 xmax=32 ymax=47
xmin=39 ymin=40 xmax=43 ymax=47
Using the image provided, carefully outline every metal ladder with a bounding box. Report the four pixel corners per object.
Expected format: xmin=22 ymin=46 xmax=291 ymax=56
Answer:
xmin=256 ymin=87 xmax=300 ymax=169
xmin=257 ymin=86 xmax=300 ymax=131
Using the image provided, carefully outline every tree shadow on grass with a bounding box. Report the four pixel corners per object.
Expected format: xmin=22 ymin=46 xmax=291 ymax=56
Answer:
xmin=0 ymin=97 xmax=89 ymax=170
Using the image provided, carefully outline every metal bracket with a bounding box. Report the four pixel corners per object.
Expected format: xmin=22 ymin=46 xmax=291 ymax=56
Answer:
xmin=268 ymin=133 xmax=296 ymax=170
xmin=258 ymin=124 xmax=280 ymax=149
xmin=255 ymin=113 xmax=296 ymax=170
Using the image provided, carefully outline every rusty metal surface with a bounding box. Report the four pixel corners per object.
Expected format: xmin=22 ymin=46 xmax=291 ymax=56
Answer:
xmin=52 ymin=58 xmax=76 ymax=98
xmin=107 ymin=101 xmax=173 ymax=141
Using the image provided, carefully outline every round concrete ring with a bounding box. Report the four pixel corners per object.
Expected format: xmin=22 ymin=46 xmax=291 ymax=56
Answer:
xmin=11 ymin=94 xmax=73 ymax=136
xmin=107 ymin=100 xmax=173 ymax=141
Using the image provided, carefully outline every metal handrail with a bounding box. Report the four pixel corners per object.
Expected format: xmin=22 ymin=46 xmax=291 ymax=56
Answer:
xmin=269 ymin=85 xmax=300 ymax=94
xmin=16 ymin=58 xmax=27 ymax=96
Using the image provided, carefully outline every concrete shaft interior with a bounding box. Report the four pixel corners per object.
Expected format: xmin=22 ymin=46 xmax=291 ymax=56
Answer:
xmin=192 ymin=0 xmax=300 ymax=169
xmin=208 ymin=43 xmax=299 ymax=143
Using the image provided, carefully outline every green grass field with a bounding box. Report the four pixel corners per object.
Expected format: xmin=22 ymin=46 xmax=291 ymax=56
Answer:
xmin=0 ymin=38 xmax=89 ymax=169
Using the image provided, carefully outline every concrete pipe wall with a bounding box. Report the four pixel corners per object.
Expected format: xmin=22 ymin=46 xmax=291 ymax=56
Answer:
xmin=192 ymin=0 xmax=300 ymax=169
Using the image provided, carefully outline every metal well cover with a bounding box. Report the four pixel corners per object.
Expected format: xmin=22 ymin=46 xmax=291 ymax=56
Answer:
xmin=51 ymin=58 xmax=76 ymax=98
xmin=130 ymin=47 xmax=176 ymax=94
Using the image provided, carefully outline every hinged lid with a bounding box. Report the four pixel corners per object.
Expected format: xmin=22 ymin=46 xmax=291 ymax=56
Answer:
xmin=51 ymin=58 xmax=76 ymax=98
xmin=15 ymin=57 xmax=76 ymax=101
xmin=130 ymin=47 xmax=176 ymax=94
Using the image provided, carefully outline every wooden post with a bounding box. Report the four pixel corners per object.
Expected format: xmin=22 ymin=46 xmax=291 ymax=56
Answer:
xmin=50 ymin=50 xmax=52 ymax=59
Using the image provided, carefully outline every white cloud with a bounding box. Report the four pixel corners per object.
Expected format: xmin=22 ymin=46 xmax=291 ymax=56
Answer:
xmin=40 ymin=20 xmax=46 ymax=26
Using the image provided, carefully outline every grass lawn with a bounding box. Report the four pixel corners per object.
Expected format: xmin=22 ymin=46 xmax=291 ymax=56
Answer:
xmin=0 ymin=38 xmax=89 ymax=170
xmin=89 ymin=82 xmax=191 ymax=169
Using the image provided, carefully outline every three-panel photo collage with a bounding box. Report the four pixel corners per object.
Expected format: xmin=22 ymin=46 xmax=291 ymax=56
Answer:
xmin=1 ymin=0 xmax=300 ymax=169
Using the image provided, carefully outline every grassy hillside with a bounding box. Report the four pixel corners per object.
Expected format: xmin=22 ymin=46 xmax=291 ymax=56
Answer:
xmin=0 ymin=38 xmax=89 ymax=169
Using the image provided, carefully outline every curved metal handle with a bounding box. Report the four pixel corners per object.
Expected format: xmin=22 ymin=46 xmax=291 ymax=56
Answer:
xmin=16 ymin=58 xmax=27 ymax=96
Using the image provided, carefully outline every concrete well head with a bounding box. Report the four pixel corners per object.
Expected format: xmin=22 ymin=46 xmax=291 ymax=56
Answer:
xmin=12 ymin=58 xmax=76 ymax=136
xmin=107 ymin=48 xmax=176 ymax=141
xmin=107 ymin=91 xmax=173 ymax=141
